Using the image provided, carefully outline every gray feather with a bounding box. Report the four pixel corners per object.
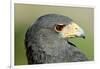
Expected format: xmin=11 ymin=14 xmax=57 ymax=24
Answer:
xmin=25 ymin=14 xmax=88 ymax=64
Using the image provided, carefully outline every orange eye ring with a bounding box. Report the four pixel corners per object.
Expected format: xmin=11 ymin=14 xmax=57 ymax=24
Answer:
xmin=55 ymin=24 xmax=66 ymax=32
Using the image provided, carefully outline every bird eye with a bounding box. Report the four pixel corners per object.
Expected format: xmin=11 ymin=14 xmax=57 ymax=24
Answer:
xmin=55 ymin=24 xmax=66 ymax=32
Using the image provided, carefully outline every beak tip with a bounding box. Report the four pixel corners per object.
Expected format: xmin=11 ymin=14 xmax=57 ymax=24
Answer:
xmin=82 ymin=36 xmax=85 ymax=39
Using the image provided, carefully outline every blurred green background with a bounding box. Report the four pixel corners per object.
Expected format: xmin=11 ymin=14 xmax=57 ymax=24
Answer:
xmin=15 ymin=3 xmax=94 ymax=65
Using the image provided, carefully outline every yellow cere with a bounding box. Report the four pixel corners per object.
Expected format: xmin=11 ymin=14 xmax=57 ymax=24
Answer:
xmin=60 ymin=22 xmax=81 ymax=38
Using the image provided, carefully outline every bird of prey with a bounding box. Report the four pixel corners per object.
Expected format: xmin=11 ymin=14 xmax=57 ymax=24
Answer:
xmin=25 ymin=14 xmax=88 ymax=64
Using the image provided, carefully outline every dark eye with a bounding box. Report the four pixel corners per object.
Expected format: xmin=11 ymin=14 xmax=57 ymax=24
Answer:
xmin=55 ymin=24 xmax=66 ymax=32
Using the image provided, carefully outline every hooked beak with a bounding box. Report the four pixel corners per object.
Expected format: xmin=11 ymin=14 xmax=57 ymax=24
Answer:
xmin=57 ymin=22 xmax=86 ymax=39
xmin=75 ymin=27 xmax=85 ymax=39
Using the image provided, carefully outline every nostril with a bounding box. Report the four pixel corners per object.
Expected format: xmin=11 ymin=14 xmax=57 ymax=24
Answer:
xmin=75 ymin=28 xmax=78 ymax=30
